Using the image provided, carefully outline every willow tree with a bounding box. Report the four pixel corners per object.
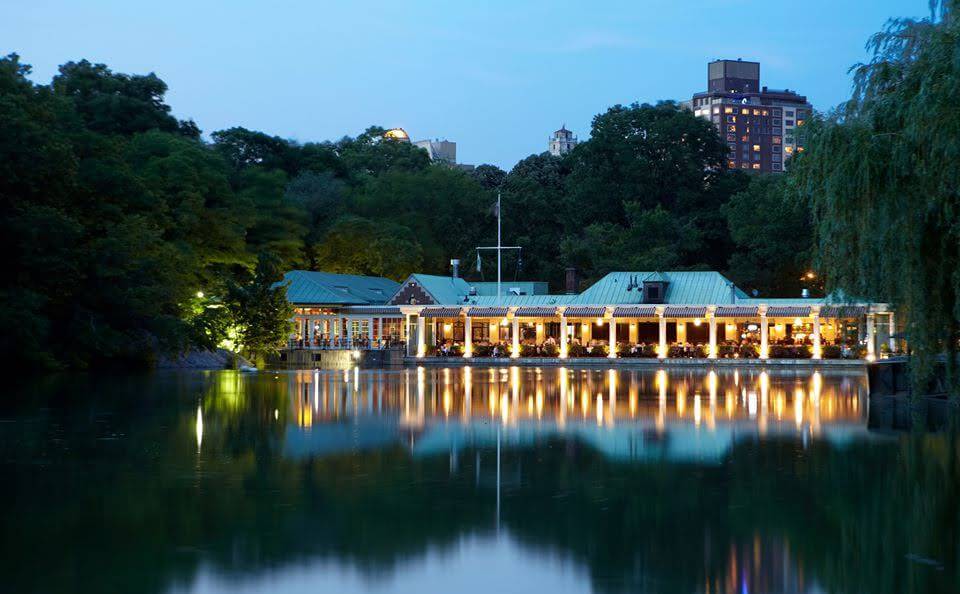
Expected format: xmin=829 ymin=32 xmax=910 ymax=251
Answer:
xmin=797 ymin=1 xmax=960 ymax=391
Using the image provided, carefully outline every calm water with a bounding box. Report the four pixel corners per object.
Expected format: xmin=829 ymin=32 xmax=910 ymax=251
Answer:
xmin=1 ymin=367 xmax=957 ymax=594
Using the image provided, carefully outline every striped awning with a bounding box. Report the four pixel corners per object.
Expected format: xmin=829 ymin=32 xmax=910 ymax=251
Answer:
xmin=714 ymin=306 xmax=759 ymax=318
xmin=515 ymin=306 xmax=558 ymax=317
xmin=466 ymin=307 xmax=510 ymax=318
xmin=819 ymin=305 xmax=867 ymax=318
xmin=563 ymin=306 xmax=606 ymax=318
xmin=612 ymin=305 xmax=657 ymax=318
xmin=420 ymin=307 xmax=463 ymax=318
xmin=664 ymin=306 xmax=708 ymax=318
xmin=766 ymin=306 xmax=811 ymax=318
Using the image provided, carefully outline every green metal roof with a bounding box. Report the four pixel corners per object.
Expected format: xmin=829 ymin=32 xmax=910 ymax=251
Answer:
xmin=469 ymin=281 xmax=550 ymax=296
xmin=397 ymin=274 xmax=472 ymax=305
xmin=574 ymin=271 xmax=748 ymax=305
xmin=280 ymin=270 xmax=399 ymax=305
xmin=466 ymin=294 xmax=578 ymax=307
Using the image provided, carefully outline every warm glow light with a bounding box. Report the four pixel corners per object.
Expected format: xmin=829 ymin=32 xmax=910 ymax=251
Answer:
xmin=596 ymin=318 xmax=604 ymax=326
xmin=195 ymin=406 xmax=203 ymax=451
xmin=500 ymin=318 xmax=509 ymax=327
xmin=693 ymin=318 xmax=702 ymax=327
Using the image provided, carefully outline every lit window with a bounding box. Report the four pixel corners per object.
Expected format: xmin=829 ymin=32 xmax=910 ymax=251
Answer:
xmin=784 ymin=146 xmax=794 ymax=154
xmin=797 ymin=119 xmax=805 ymax=126
xmin=713 ymin=107 xmax=720 ymax=114
xmin=762 ymin=110 xmax=769 ymax=116
xmin=772 ymin=163 xmax=782 ymax=171
xmin=741 ymin=163 xmax=749 ymax=169
xmin=773 ymin=146 xmax=781 ymax=153
xmin=772 ymin=136 xmax=781 ymax=144
xmin=741 ymin=108 xmax=750 ymax=115
xmin=728 ymin=160 xmax=737 ymax=169
xmin=727 ymin=116 xmax=736 ymax=123
xmin=752 ymin=144 xmax=760 ymax=151
xmin=785 ymin=119 xmax=795 ymax=126
xmin=752 ymin=109 xmax=761 ymax=115
xmin=726 ymin=134 xmax=736 ymax=141
xmin=724 ymin=107 xmax=734 ymax=114
xmin=727 ymin=125 xmax=736 ymax=132
xmin=752 ymin=163 xmax=761 ymax=169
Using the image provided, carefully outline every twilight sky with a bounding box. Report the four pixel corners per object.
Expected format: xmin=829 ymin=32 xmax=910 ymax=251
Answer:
xmin=4 ymin=0 xmax=931 ymax=169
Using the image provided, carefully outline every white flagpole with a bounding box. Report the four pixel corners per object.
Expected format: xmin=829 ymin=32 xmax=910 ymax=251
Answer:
xmin=496 ymin=191 xmax=502 ymax=306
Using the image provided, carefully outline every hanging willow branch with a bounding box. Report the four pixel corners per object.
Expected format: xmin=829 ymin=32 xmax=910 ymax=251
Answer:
xmin=794 ymin=0 xmax=960 ymax=395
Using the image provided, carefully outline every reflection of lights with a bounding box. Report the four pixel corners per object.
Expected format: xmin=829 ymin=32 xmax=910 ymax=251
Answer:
xmin=596 ymin=394 xmax=603 ymax=426
xmin=195 ymin=406 xmax=203 ymax=451
xmin=274 ymin=409 xmax=279 ymax=420
xmin=694 ymin=394 xmax=702 ymax=427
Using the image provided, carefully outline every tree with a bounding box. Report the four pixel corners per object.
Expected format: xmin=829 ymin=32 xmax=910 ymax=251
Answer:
xmin=227 ymin=252 xmax=293 ymax=365
xmin=796 ymin=0 xmax=960 ymax=388
xmin=725 ymin=175 xmax=813 ymax=296
xmin=470 ymin=164 xmax=507 ymax=190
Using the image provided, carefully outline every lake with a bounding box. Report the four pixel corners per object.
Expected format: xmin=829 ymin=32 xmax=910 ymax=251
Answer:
xmin=1 ymin=367 xmax=957 ymax=593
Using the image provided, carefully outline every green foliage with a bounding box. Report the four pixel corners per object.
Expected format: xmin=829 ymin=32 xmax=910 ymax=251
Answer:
xmin=226 ymin=253 xmax=293 ymax=364
xmin=725 ymin=174 xmax=813 ymax=296
xmin=796 ymin=1 xmax=960 ymax=389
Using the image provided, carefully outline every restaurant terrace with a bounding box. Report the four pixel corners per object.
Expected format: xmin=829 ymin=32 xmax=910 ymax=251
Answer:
xmin=281 ymin=270 xmax=898 ymax=363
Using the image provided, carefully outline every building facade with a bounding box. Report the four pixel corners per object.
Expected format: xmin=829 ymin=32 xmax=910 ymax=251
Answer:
xmin=548 ymin=125 xmax=578 ymax=156
xmin=281 ymin=269 xmax=896 ymax=363
xmin=689 ymin=59 xmax=811 ymax=173
xmin=414 ymin=139 xmax=457 ymax=164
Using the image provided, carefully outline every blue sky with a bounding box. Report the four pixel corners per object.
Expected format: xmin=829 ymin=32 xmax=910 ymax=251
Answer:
xmin=4 ymin=0 xmax=931 ymax=169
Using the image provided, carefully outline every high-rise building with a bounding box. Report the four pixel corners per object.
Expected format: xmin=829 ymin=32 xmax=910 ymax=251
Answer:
xmin=548 ymin=125 xmax=578 ymax=156
xmin=414 ymin=139 xmax=457 ymax=164
xmin=689 ymin=59 xmax=812 ymax=173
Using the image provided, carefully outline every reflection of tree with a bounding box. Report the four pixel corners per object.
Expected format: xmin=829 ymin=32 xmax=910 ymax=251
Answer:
xmin=2 ymin=374 xmax=958 ymax=594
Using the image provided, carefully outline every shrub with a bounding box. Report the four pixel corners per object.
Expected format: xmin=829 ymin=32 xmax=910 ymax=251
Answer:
xmin=472 ymin=344 xmax=492 ymax=357
xmin=542 ymin=343 xmax=559 ymax=357
xmin=587 ymin=344 xmax=609 ymax=357
xmin=822 ymin=344 xmax=842 ymax=359
xmin=568 ymin=343 xmax=587 ymax=357
xmin=520 ymin=344 xmax=538 ymax=357
xmin=738 ymin=344 xmax=758 ymax=358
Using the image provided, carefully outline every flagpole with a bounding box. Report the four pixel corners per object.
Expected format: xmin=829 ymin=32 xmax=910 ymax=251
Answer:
xmin=496 ymin=190 xmax=501 ymax=306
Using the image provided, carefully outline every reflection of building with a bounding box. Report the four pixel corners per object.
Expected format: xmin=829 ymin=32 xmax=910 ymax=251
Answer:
xmin=414 ymin=139 xmax=456 ymax=164
xmin=688 ymin=59 xmax=812 ymax=173
xmin=548 ymin=125 xmax=577 ymax=156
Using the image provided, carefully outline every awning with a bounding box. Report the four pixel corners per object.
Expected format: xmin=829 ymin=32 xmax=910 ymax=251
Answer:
xmin=515 ymin=306 xmax=558 ymax=317
xmin=612 ymin=305 xmax=657 ymax=318
xmin=467 ymin=307 xmax=510 ymax=318
xmin=664 ymin=306 xmax=708 ymax=318
xmin=714 ymin=306 xmax=758 ymax=318
xmin=420 ymin=307 xmax=463 ymax=318
xmin=819 ymin=305 xmax=867 ymax=318
xmin=563 ymin=306 xmax=606 ymax=318
xmin=766 ymin=306 xmax=811 ymax=318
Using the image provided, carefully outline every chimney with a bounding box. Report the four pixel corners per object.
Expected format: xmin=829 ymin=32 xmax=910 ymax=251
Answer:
xmin=565 ymin=267 xmax=579 ymax=295
xmin=450 ymin=258 xmax=460 ymax=278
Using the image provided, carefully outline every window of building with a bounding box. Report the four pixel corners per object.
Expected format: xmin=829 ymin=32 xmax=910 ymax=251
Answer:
xmin=784 ymin=146 xmax=794 ymax=154
xmin=773 ymin=108 xmax=782 ymax=116
xmin=772 ymin=152 xmax=782 ymax=161
xmin=772 ymin=136 xmax=781 ymax=144
xmin=712 ymin=107 xmax=720 ymax=114
xmin=785 ymin=119 xmax=795 ymax=126
xmin=753 ymin=153 xmax=760 ymax=161
xmin=785 ymin=109 xmax=795 ymax=116
xmin=752 ymin=163 xmax=761 ymax=169
xmin=762 ymin=110 xmax=769 ymax=116
xmin=752 ymin=144 xmax=760 ymax=151
xmin=728 ymin=160 xmax=737 ymax=169
xmin=741 ymin=108 xmax=750 ymax=115
xmin=741 ymin=163 xmax=750 ymax=169
xmin=727 ymin=125 xmax=736 ymax=133
xmin=752 ymin=109 xmax=761 ymax=115
xmin=773 ymin=145 xmax=781 ymax=153
xmin=726 ymin=134 xmax=736 ymax=141
xmin=724 ymin=107 xmax=734 ymax=114
xmin=772 ymin=163 xmax=782 ymax=171
xmin=773 ymin=118 xmax=782 ymax=126
xmin=727 ymin=115 xmax=736 ymax=123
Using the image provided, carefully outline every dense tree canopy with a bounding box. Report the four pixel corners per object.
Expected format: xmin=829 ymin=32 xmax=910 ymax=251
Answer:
xmin=0 ymin=53 xmax=813 ymax=369
xmin=796 ymin=0 xmax=960 ymax=382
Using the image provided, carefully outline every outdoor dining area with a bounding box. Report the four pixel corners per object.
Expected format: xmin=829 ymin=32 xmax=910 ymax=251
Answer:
xmin=412 ymin=304 xmax=897 ymax=362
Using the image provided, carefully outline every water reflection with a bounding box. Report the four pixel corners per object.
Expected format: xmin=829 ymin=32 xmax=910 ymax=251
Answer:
xmin=1 ymin=368 xmax=957 ymax=594
xmin=283 ymin=367 xmax=869 ymax=465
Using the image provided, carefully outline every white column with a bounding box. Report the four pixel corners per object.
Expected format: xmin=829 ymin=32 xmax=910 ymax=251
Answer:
xmin=888 ymin=312 xmax=896 ymax=352
xmin=812 ymin=313 xmax=821 ymax=360
xmin=369 ymin=317 xmax=375 ymax=347
xmin=559 ymin=315 xmax=568 ymax=358
xmin=708 ymin=313 xmax=717 ymax=359
xmin=658 ymin=313 xmax=667 ymax=359
xmin=511 ymin=316 xmax=520 ymax=358
xmin=416 ymin=315 xmax=426 ymax=358
xmin=464 ymin=315 xmax=473 ymax=358
xmin=608 ymin=318 xmax=617 ymax=358
xmin=760 ymin=313 xmax=769 ymax=360
xmin=628 ymin=322 xmax=638 ymax=344
xmin=345 ymin=317 xmax=353 ymax=348
xmin=866 ymin=313 xmax=876 ymax=361
xmin=307 ymin=317 xmax=315 ymax=347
